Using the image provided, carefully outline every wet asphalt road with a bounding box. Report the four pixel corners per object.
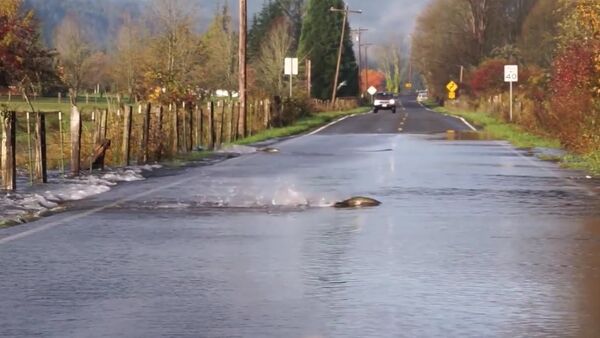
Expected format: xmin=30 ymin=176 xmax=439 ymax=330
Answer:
xmin=1 ymin=96 xmax=600 ymax=337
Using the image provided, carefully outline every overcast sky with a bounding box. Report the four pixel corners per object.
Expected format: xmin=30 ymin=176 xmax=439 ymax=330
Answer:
xmin=197 ymin=0 xmax=432 ymax=43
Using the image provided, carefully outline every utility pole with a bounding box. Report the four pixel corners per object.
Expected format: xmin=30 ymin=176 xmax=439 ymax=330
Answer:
xmin=352 ymin=28 xmax=368 ymax=94
xmin=361 ymin=43 xmax=373 ymax=90
xmin=330 ymin=5 xmax=362 ymax=105
xmin=238 ymin=0 xmax=247 ymax=138
xmin=306 ymin=59 xmax=312 ymax=97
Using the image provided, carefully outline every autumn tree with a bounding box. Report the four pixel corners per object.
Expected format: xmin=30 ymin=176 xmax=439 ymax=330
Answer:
xmin=360 ymin=69 xmax=386 ymax=92
xmin=411 ymin=0 xmax=478 ymax=96
xmin=0 ymin=0 xmax=58 ymax=95
xmin=142 ymin=0 xmax=202 ymax=102
xmin=550 ymin=0 xmax=600 ymax=152
xmin=199 ymin=4 xmax=237 ymax=94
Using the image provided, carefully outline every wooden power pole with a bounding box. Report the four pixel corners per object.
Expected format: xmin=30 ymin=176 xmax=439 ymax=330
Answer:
xmin=330 ymin=5 xmax=362 ymax=105
xmin=352 ymin=28 xmax=368 ymax=93
xmin=238 ymin=0 xmax=247 ymax=138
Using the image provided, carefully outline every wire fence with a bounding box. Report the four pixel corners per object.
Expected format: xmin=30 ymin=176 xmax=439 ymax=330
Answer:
xmin=1 ymin=97 xmax=360 ymax=191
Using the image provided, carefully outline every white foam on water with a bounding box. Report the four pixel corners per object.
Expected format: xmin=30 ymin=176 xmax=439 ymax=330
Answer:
xmin=190 ymin=178 xmax=338 ymax=210
xmin=0 ymin=164 xmax=162 ymax=225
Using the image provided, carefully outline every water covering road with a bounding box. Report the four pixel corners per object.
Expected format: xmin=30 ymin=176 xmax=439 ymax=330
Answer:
xmin=1 ymin=96 xmax=599 ymax=337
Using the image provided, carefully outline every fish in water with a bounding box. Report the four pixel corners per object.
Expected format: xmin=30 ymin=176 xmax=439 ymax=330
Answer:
xmin=334 ymin=196 xmax=381 ymax=208
xmin=259 ymin=147 xmax=280 ymax=153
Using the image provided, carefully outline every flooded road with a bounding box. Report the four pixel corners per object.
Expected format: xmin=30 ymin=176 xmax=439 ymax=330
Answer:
xmin=1 ymin=97 xmax=599 ymax=337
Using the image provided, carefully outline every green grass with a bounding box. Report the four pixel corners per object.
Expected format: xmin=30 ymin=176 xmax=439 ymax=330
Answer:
xmin=431 ymin=106 xmax=560 ymax=149
xmin=1 ymin=96 xmax=112 ymax=112
xmin=563 ymin=150 xmax=600 ymax=176
xmin=232 ymin=107 xmax=371 ymax=145
xmin=426 ymin=100 xmax=600 ymax=175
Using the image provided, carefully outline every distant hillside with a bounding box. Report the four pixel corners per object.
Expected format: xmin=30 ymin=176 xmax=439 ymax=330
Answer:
xmin=24 ymin=0 xmax=142 ymax=50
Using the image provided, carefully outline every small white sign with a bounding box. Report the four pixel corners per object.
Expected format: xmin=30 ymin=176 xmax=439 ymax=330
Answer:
xmin=284 ymin=58 xmax=298 ymax=76
xmin=367 ymin=86 xmax=377 ymax=95
xmin=504 ymin=65 xmax=518 ymax=82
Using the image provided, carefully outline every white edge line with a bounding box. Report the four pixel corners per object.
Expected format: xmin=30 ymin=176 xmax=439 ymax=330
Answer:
xmin=307 ymin=113 xmax=357 ymax=135
xmin=458 ymin=117 xmax=477 ymax=131
xmin=418 ymin=102 xmax=477 ymax=131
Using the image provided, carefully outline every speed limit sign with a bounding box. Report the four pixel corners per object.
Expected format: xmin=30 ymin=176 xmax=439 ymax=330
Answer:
xmin=504 ymin=65 xmax=518 ymax=82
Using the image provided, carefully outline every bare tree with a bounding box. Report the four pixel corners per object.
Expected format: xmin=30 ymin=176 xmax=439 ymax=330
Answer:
xmin=114 ymin=15 xmax=145 ymax=100
xmin=254 ymin=17 xmax=293 ymax=96
xmin=54 ymin=13 xmax=93 ymax=104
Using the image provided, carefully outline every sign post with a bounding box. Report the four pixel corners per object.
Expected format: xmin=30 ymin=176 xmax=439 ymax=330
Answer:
xmin=504 ymin=65 xmax=518 ymax=122
xmin=285 ymin=57 xmax=299 ymax=98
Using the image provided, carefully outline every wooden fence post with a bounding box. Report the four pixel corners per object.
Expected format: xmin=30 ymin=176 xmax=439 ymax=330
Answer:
xmin=209 ymin=101 xmax=216 ymax=150
xmin=1 ymin=111 xmax=16 ymax=191
xmin=122 ymin=106 xmax=133 ymax=166
xmin=101 ymin=109 xmax=108 ymax=141
xmin=194 ymin=104 xmax=200 ymax=149
xmin=156 ymin=105 xmax=164 ymax=162
xmin=70 ymin=105 xmax=82 ymax=176
xmin=220 ymin=101 xmax=226 ymax=146
xmin=264 ymin=99 xmax=271 ymax=129
xmin=138 ymin=103 xmax=151 ymax=165
xmin=34 ymin=112 xmax=47 ymax=183
xmin=182 ymin=102 xmax=187 ymax=152
xmin=230 ymin=102 xmax=236 ymax=142
xmin=172 ymin=103 xmax=179 ymax=154
xmin=188 ymin=104 xmax=193 ymax=151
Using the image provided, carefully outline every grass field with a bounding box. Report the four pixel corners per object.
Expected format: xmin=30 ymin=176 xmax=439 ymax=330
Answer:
xmin=1 ymin=95 xmax=123 ymax=112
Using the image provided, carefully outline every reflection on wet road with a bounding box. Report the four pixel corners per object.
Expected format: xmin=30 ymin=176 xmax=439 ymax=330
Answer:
xmin=1 ymin=98 xmax=599 ymax=337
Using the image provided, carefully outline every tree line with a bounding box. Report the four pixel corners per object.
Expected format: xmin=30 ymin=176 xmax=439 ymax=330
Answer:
xmin=1 ymin=0 xmax=361 ymax=106
xmin=412 ymin=0 xmax=599 ymax=154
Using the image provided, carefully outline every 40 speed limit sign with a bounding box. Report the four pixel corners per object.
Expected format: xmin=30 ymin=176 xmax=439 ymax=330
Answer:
xmin=504 ymin=65 xmax=518 ymax=82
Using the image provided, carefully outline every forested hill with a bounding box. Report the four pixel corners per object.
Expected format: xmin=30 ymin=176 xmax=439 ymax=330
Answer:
xmin=24 ymin=0 xmax=142 ymax=49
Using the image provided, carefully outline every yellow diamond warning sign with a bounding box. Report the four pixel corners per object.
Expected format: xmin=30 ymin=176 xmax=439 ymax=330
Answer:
xmin=446 ymin=81 xmax=458 ymax=92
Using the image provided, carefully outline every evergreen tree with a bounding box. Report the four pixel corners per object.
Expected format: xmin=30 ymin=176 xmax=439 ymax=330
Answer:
xmin=248 ymin=1 xmax=283 ymax=60
xmin=298 ymin=0 xmax=358 ymax=99
xmin=248 ymin=0 xmax=304 ymax=61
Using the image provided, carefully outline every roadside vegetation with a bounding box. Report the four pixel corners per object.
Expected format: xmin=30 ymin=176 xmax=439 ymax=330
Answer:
xmin=412 ymin=0 xmax=599 ymax=176
xmin=425 ymin=100 xmax=600 ymax=175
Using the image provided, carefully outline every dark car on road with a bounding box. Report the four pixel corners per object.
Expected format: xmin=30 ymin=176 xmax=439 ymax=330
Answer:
xmin=373 ymin=92 xmax=397 ymax=114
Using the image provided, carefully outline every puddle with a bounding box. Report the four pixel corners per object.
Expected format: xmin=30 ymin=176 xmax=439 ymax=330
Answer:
xmin=446 ymin=130 xmax=495 ymax=141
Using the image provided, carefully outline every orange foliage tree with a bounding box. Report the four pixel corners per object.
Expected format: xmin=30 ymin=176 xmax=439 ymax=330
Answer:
xmin=550 ymin=0 xmax=600 ymax=151
xmin=360 ymin=69 xmax=386 ymax=92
